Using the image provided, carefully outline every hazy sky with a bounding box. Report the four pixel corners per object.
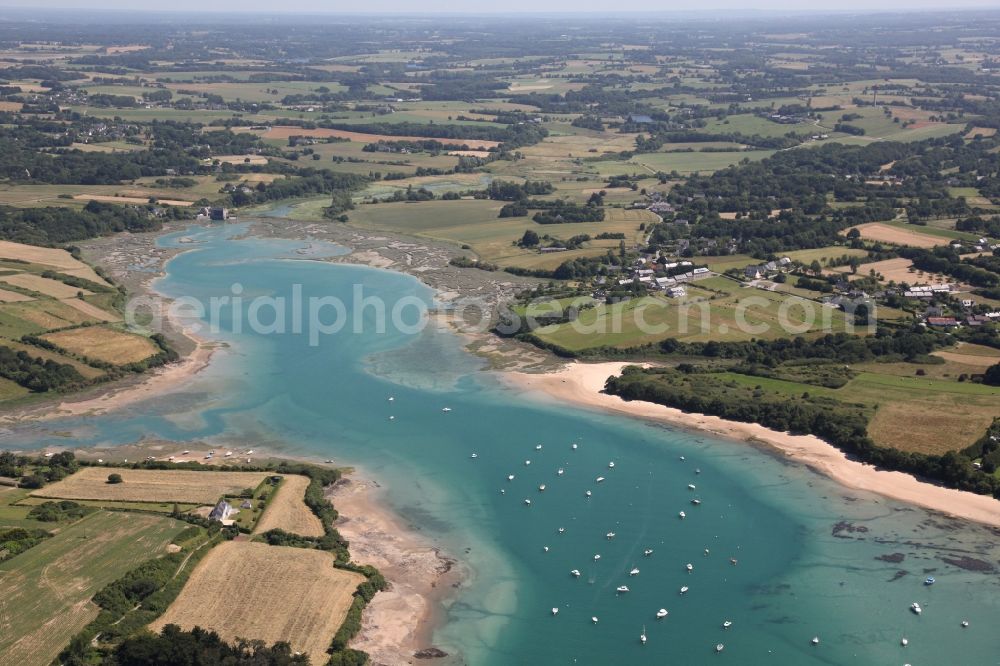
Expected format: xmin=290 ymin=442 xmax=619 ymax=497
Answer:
xmin=2 ymin=0 xmax=1000 ymax=13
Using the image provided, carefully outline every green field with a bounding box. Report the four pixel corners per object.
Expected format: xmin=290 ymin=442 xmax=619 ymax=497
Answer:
xmin=714 ymin=367 xmax=1000 ymax=454
xmin=340 ymin=199 xmax=655 ymax=268
xmin=0 ymin=511 xmax=185 ymax=666
xmin=531 ymin=276 xmax=850 ymax=350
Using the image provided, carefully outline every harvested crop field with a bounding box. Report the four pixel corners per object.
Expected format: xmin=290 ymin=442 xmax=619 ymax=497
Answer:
xmin=254 ymin=475 xmax=324 ymax=537
xmin=0 ymin=272 xmax=90 ymax=298
xmin=0 ymin=288 xmax=33 ymax=303
xmin=31 ymin=467 xmax=271 ymax=504
xmin=829 ymin=257 xmax=924 ymax=283
xmin=844 ymin=223 xmax=943 ymax=248
xmin=40 ymin=325 xmax=159 ymax=364
xmin=150 ymin=541 xmax=365 ymax=660
xmin=256 ymin=125 xmax=500 ymax=149
xmin=72 ymin=193 xmax=194 ymax=207
xmin=211 ymin=154 xmax=269 ymax=165
xmin=0 ymin=240 xmax=99 ymax=275
xmin=0 ymin=511 xmax=183 ymax=666
xmin=965 ymin=127 xmax=997 ymax=139
xmin=57 ymin=298 xmax=120 ymax=322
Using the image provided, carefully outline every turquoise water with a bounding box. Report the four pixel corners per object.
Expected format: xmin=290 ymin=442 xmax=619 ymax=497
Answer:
xmin=6 ymin=223 xmax=1000 ymax=665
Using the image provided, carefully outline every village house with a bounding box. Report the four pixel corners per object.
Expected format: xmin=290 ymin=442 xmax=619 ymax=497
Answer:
xmin=208 ymin=499 xmax=234 ymax=522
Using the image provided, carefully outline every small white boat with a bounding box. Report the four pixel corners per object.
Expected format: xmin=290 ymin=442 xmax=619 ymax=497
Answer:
xmin=695 ymin=468 xmax=701 ymax=474
xmin=594 ymin=554 xmax=601 ymax=561
xmin=722 ymin=620 xmax=732 ymax=629
xmin=543 ymin=545 xmax=548 ymax=552
xmin=591 ymin=616 xmax=599 ymax=624
xmin=730 ymin=558 xmax=738 ymax=566
xmin=679 ymin=586 xmax=689 ymax=594
xmin=608 ymin=462 xmax=615 ymax=469
xmin=961 ymin=620 xmax=969 ymax=628
xmin=442 ymin=407 xmax=452 ymax=412
xmin=680 ymin=456 xmax=686 ymax=461
xmin=572 ymin=443 xmax=578 ymax=450
xmin=616 ymin=585 xmax=629 ymax=593
xmin=924 ymin=576 xmax=936 ymax=585
xmin=910 ymin=602 xmax=922 ymax=615
xmin=524 ymin=499 xmax=532 ymax=506
xmin=691 ymin=499 xmax=701 ymax=505
xmin=629 ymin=567 xmax=640 ymax=576
xmin=525 ymin=460 xmax=531 ymax=466
xmin=811 ymin=637 xmax=820 ymax=645
xmin=388 ymin=396 xmax=394 ymax=401
xmin=571 ymin=569 xmax=581 ymax=577
xmin=704 ymin=549 xmax=710 ymax=556
xmin=596 ymin=476 xmax=605 ymax=483
xmin=325 ymin=459 xmax=334 ymax=464
xmin=557 ymin=468 xmax=564 ymax=475
xmin=686 ymin=563 xmax=693 ymax=572
xmin=500 ymin=489 xmax=505 ymax=494
xmin=688 ymin=484 xmax=696 ymax=490
xmin=536 ymin=444 xmax=543 ymax=450
xmin=901 ymin=638 xmax=908 ymax=647
xmin=606 ymin=532 xmax=616 ymax=539
xmin=182 ymin=450 xmax=190 ymax=455
xmin=538 ymin=484 xmax=546 ymax=491
xmin=585 ymin=490 xmax=592 ymax=497
xmin=640 ymin=626 xmax=647 ymax=644
xmin=389 ymin=416 xmax=395 ymax=421
xmin=644 ymin=549 xmax=654 ymax=556
xmin=470 ymin=453 xmax=478 ymax=459
xmin=656 ymin=608 xmax=668 ymax=619
xmin=558 ymin=527 xmax=565 ymax=533
xmin=508 ymin=474 xmax=515 ymax=481
xmin=679 ymin=511 xmax=686 ymax=519
xmin=715 ymin=643 xmax=724 ymax=653
xmin=224 ymin=451 xmax=233 ymax=457
xmin=551 ymin=607 xmax=559 ymax=616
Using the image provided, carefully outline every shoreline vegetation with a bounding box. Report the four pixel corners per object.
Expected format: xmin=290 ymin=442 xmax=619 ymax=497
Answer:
xmin=504 ymin=361 xmax=1000 ymax=529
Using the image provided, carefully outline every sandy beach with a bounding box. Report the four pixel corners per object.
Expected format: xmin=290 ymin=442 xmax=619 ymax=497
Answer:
xmin=505 ymin=361 xmax=1000 ymax=529
xmin=329 ymin=475 xmax=460 ymax=666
